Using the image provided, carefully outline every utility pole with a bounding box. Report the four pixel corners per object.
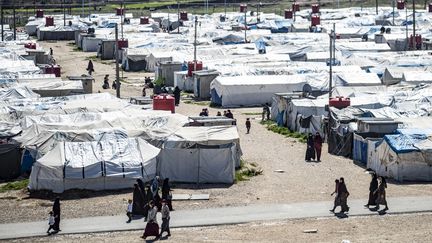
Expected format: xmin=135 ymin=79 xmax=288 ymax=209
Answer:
xmin=1 ymin=7 xmax=3 ymax=42
xmin=63 ymin=0 xmax=66 ymax=26
xmin=194 ymin=17 xmax=198 ymax=71
xmin=115 ymin=24 xmax=120 ymax=98
xmin=405 ymin=2 xmax=408 ymax=50
xmin=177 ymin=0 xmax=180 ymax=34
xmin=392 ymin=0 xmax=395 ymax=25
xmin=121 ymin=1 xmax=124 ymax=38
xmin=376 ymin=0 xmax=378 ymax=15
xmin=88 ymin=0 xmax=91 ymax=21
xmin=224 ymin=0 xmax=227 ymax=17
xmin=13 ymin=5 xmax=16 ymax=41
xmin=329 ymin=23 xmax=335 ymax=98
xmin=82 ymin=0 xmax=84 ymax=17
xmin=244 ymin=6 xmax=247 ymax=43
xmin=412 ymin=0 xmax=416 ymax=39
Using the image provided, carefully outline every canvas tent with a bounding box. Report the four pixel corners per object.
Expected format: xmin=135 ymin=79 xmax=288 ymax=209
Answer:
xmin=369 ymin=129 xmax=432 ymax=182
xmin=28 ymin=137 xmax=160 ymax=193
xmin=158 ymin=126 xmax=240 ymax=184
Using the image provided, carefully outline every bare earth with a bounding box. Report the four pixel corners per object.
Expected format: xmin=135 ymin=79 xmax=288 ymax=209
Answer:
xmin=7 ymin=213 xmax=432 ymax=242
xmin=1 ymin=41 xmax=432 ymax=241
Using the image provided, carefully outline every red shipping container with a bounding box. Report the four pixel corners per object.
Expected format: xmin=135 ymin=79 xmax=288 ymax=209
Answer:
xmin=292 ymin=2 xmax=300 ymax=12
xmin=45 ymin=17 xmax=54 ymax=27
xmin=311 ymin=4 xmax=319 ymax=13
xmin=116 ymin=8 xmax=125 ymax=16
xmin=36 ymin=9 xmax=44 ymax=18
xmin=187 ymin=61 xmax=203 ymax=76
xmin=240 ymin=4 xmax=247 ymax=13
xmin=153 ymin=94 xmax=175 ymax=113
xmin=329 ymin=97 xmax=350 ymax=109
xmin=140 ymin=17 xmax=149 ymax=25
xmin=180 ymin=11 xmax=188 ymax=21
xmin=311 ymin=15 xmax=320 ymax=26
xmin=397 ymin=0 xmax=405 ymax=9
xmin=284 ymin=9 xmax=293 ymax=19
xmin=429 ymin=3 xmax=432 ymax=12
xmin=117 ymin=39 xmax=129 ymax=49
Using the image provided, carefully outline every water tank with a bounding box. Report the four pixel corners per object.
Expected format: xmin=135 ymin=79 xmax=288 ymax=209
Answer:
xmin=45 ymin=17 xmax=54 ymax=27
xmin=180 ymin=11 xmax=188 ymax=21
xmin=311 ymin=15 xmax=320 ymax=26
xmin=311 ymin=4 xmax=320 ymax=13
xmin=117 ymin=39 xmax=129 ymax=49
xmin=140 ymin=17 xmax=149 ymax=25
xmin=329 ymin=97 xmax=350 ymax=109
xmin=36 ymin=9 xmax=44 ymax=18
xmin=153 ymin=94 xmax=175 ymax=113
xmin=116 ymin=8 xmax=125 ymax=16
xmin=397 ymin=0 xmax=405 ymax=9
xmin=284 ymin=9 xmax=293 ymax=19
xmin=187 ymin=61 xmax=203 ymax=76
xmin=292 ymin=2 xmax=300 ymax=12
xmin=240 ymin=4 xmax=247 ymax=13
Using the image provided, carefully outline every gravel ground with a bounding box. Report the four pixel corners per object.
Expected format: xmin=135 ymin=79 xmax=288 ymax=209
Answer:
xmin=1 ymin=41 xmax=432 ymax=224
xmin=7 ymin=213 xmax=432 ymax=242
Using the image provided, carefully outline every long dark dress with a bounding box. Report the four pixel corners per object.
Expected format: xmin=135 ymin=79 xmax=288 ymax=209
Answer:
xmin=162 ymin=178 xmax=173 ymax=211
xmin=173 ymin=87 xmax=181 ymax=106
xmin=132 ymin=184 xmax=146 ymax=215
xmin=367 ymin=176 xmax=378 ymax=206
xmin=375 ymin=182 xmax=387 ymax=206
xmin=52 ymin=198 xmax=61 ymax=231
xmin=305 ymin=135 xmax=315 ymax=161
xmin=338 ymin=182 xmax=350 ymax=212
xmin=314 ymin=134 xmax=323 ymax=161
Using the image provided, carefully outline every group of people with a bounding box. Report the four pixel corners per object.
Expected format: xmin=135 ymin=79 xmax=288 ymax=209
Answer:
xmin=128 ymin=177 xmax=173 ymax=239
xmin=330 ymin=174 xmax=389 ymax=215
xmin=101 ymin=74 xmax=120 ymax=90
xmin=305 ymin=132 xmax=323 ymax=162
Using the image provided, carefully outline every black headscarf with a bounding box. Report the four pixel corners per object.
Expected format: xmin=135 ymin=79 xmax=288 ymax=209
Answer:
xmin=137 ymin=179 xmax=145 ymax=193
xmin=162 ymin=178 xmax=170 ymax=199
xmin=307 ymin=133 xmax=314 ymax=146
xmin=369 ymin=174 xmax=378 ymax=191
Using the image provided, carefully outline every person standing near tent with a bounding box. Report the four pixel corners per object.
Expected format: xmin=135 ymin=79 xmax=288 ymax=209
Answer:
xmin=142 ymin=85 xmax=147 ymax=97
xmin=262 ymin=103 xmax=270 ymax=121
xmin=364 ymin=173 xmax=378 ymax=208
xmin=86 ymin=60 xmax=95 ymax=75
xmin=314 ymin=132 xmax=323 ymax=162
xmin=49 ymin=48 xmax=53 ymax=56
xmin=375 ymin=176 xmax=389 ymax=211
xmin=173 ymin=86 xmax=181 ymax=106
xmin=245 ymin=118 xmax=251 ymax=134
xmin=338 ymin=177 xmax=350 ymax=213
xmin=141 ymin=201 xmax=159 ymax=239
xmin=162 ymin=178 xmax=173 ymax=211
xmin=102 ymin=74 xmax=110 ymax=89
xmin=329 ymin=179 xmax=340 ymax=213
xmin=305 ymin=133 xmax=315 ymax=162
xmin=159 ymin=199 xmax=171 ymax=238
xmin=132 ymin=184 xmax=146 ymax=216
xmin=52 ymin=197 xmax=61 ymax=232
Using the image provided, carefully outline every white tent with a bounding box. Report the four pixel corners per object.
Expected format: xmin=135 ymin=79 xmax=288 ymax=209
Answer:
xmin=28 ymin=137 xmax=160 ymax=193
xmin=158 ymin=126 xmax=240 ymax=184
xmin=334 ymin=72 xmax=382 ymax=86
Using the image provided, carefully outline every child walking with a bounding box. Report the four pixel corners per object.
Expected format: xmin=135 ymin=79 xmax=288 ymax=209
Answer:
xmin=245 ymin=118 xmax=251 ymax=134
xmin=47 ymin=211 xmax=55 ymax=234
xmin=126 ymin=199 xmax=133 ymax=223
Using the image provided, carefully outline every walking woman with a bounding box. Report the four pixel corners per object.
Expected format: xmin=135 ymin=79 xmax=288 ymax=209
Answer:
xmin=329 ymin=179 xmax=340 ymax=213
xmin=52 ymin=197 xmax=61 ymax=232
xmin=162 ymin=178 xmax=173 ymax=211
xmin=141 ymin=201 xmax=159 ymax=240
xmin=314 ymin=132 xmax=323 ymax=162
xmin=338 ymin=177 xmax=350 ymax=213
xmin=132 ymin=184 xmax=146 ymax=215
xmin=375 ymin=177 xmax=389 ymax=211
xmin=365 ymin=173 xmax=378 ymax=208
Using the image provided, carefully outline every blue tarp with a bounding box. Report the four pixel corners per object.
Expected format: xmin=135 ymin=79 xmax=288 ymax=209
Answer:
xmin=384 ymin=133 xmax=427 ymax=153
xmin=353 ymin=135 xmax=368 ymax=165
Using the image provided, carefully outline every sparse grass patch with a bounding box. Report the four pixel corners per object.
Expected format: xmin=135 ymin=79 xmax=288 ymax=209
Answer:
xmin=0 ymin=179 xmax=29 ymax=193
xmin=184 ymin=100 xmax=211 ymax=106
xmin=260 ymin=120 xmax=307 ymax=143
xmin=242 ymin=112 xmax=262 ymax=116
xmin=235 ymin=159 xmax=263 ymax=183
xmin=72 ymin=46 xmax=82 ymax=52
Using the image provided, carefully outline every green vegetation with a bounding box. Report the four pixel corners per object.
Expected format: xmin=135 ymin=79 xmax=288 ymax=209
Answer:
xmin=72 ymin=46 xmax=82 ymax=52
xmin=154 ymin=77 xmax=165 ymax=87
xmin=260 ymin=120 xmax=307 ymax=143
xmin=235 ymin=159 xmax=263 ymax=183
xmin=242 ymin=112 xmax=262 ymax=116
xmin=0 ymin=179 xmax=29 ymax=193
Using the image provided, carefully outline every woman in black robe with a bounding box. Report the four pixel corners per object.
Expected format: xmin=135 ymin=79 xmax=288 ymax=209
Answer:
xmin=338 ymin=177 xmax=350 ymax=213
xmin=132 ymin=184 xmax=146 ymax=215
xmin=173 ymin=86 xmax=181 ymax=106
xmin=365 ymin=173 xmax=378 ymax=208
xmin=52 ymin=197 xmax=61 ymax=232
xmin=143 ymin=185 xmax=153 ymax=221
xmin=305 ymin=133 xmax=315 ymax=161
xmin=162 ymin=178 xmax=173 ymax=211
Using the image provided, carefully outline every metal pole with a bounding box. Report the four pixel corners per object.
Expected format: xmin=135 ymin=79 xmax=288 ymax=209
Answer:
xmin=177 ymin=1 xmax=180 ymax=34
xmin=224 ymin=0 xmax=227 ymax=16
xmin=64 ymin=0 xmax=66 ymax=26
xmin=194 ymin=17 xmax=197 ymax=70
xmin=88 ymin=0 xmax=91 ymax=21
xmin=121 ymin=1 xmax=124 ymax=38
xmin=244 ymin=7 xmax=247 ymax=43
xmin=329 ymin=23 xmax=335 ymax=98
xmin=115 ymin=24 xmax=120 ymax=98
xmin=82 ymin=0 xmax=84 ymax=17
xmin=412 ymin=0 xmax=416 ymax=39
xmin=13 ymin=5 xmax=16 ymax=41
xmin=376 ymin=0 xmax=378 ymax=15
xmin=168 ymin=9 xmax=170 ymax=34
xmin=406 ymin=3 xmax=408 ymax=50
xmin=1 ymin=7 xmax=3 ymax=42
xmin=392 ymin=0 xmax=395 ymax=25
